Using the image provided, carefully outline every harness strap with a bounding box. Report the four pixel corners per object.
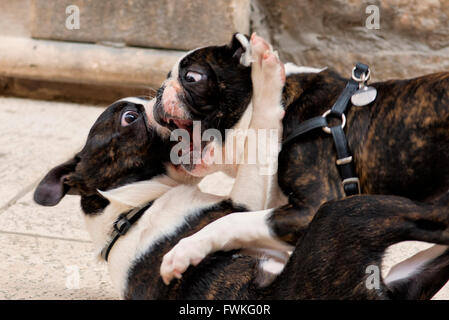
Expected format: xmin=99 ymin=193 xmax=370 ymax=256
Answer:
xmin=282 ymin=116 xmax=327 ymax=146
xmin=101 ymin=201 xmax=154 ymax=262
xmin=331 ymin=126 xmax=360 ymax=196
xmin=282 ymin=63 xmax=370 ymax=197
xmin=330 ymin=63 xmax=369 ymax=117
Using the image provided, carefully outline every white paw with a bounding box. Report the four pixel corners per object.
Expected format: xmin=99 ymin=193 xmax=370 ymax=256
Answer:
xmin=250 ymin=33 xmax=285 ymax=122
xmin=160 ymin=236 xmax=211 ymax=285
xmin=251 ymin=34 xmax=285 ymax=93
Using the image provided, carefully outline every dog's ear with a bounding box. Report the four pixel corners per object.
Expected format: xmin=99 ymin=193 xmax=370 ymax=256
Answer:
xmin=228 ymin=33 xmax=252 ymax=67
xmin=34 ymin=156 xmax=79 ymax=206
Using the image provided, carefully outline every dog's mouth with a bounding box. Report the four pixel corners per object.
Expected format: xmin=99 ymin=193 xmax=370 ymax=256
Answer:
xmin=165 ymin=117 xmax=195 ymax=154
xmin=163 ymin=117 xmax=194 ymax=148
xmin=169 ymin=118 xmax=194 ymax=135
xmin=153 ymin=96 xmax=217 ymax=174
xmin=162 ymin=117 xmax=215 ymax=174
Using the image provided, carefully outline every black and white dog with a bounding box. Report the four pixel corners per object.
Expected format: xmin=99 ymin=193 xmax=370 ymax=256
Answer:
xmin=153 ymin=33 xmax=449 ymax=295
xmin=34 ymin=36 xmax=449 ymax=299
xmin=34 ymin=44 xmax=292 ymax=298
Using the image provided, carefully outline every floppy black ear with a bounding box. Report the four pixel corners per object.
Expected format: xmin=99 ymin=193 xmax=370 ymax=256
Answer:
xmin=34 ymin=156 xmax=79 ymax=206
xmin=228 ymin=33 xmax=251 ymax=67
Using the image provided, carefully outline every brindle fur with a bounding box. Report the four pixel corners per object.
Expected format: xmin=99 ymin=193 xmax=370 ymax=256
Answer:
xmin=267 ymin=195 xmax=449 ymax=299
xmin=272 ymin=70 xmax=449 ymax=244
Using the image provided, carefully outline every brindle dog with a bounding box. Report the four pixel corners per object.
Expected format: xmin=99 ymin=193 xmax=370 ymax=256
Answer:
xmin=272 ymin=70 xmax=449 ymax=244
xmin=152 ymin=33 xmax=449 ymax=247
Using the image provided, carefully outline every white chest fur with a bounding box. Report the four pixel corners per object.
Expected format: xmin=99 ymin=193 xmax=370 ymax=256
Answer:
xmin=84 ymin=181 xmax=223 ymax=298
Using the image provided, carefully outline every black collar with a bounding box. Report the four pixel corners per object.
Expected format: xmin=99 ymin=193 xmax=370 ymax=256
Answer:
xmin=101 ymin=201 xmax=154 ymax=262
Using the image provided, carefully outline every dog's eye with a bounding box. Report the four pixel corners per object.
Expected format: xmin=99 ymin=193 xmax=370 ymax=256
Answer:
xmin=185 ymin=71 xmax=203 ymax=83
xmin=121 ymin=111 xmax=139 ymax=126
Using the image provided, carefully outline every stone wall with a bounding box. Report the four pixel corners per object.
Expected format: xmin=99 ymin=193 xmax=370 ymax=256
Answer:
xmin=31 ymin=0 xmax=250 ymax=50
xmin=1 ymin=0 xmax=448 ymax=103
xmin=252 ymin=0 xmax=449 ymax=81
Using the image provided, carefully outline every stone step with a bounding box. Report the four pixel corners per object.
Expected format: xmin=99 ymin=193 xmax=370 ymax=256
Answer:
xmin=0 ymin=36 xmax=185 ymax=104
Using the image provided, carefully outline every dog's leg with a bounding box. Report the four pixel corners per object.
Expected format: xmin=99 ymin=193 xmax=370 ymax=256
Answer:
xmin=381 ymin=192 xmax=449 ymax=299
xmin=268 ymin=195 xmax=449 ymax=299
xmin=160 ymin=196 xmax=319 ymax=285
xmin=265 ymin=203 xmax=316 ymax=245
xmin=386 ymin=245 xmax=449 ymax=299
xmin=160 ymin=209 xmax=293 ymax=284
xmin=379 ymin=191 xmax=449 ymax=298
xmin=160 ymin=34 xmax=289 ymax=285
xmin=229 ymin=33 xmax=286 ymax=211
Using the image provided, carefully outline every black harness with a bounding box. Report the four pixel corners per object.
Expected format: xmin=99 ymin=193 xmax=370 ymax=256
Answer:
xmin=101 ymin=201 xmax=154 ymax=262
xmin=283 ymin=63 xmax=372 ymax=196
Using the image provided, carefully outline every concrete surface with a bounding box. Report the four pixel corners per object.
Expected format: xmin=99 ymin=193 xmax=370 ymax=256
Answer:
xmin=0 ymin=96 xmax=447 ymax=299
xmin=0 ymin=96 xmax=116 ymax=299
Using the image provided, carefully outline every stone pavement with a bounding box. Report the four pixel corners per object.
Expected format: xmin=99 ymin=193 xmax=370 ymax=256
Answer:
xmin=0 ymin=97 xmax=116 ymax=299
xmin=0 ymin=96 xmax=447 ymax=299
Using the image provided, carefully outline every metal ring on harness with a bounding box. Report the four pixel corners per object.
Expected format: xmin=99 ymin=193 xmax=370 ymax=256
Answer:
xmin=352 ymin=67 xmax=370 ymax=83
xmin=322 ymin=109 xmax=346 ymax=134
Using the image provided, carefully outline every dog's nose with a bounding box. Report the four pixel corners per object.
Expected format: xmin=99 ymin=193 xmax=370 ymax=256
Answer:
xmin=162 ymin=87 xmax=186 ymax=118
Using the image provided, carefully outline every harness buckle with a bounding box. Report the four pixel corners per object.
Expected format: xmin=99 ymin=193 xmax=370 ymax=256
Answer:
xmin=322 ymin=109 xmax=346 ymax=134
xmin=342 ymin=177 xmax=361 ymax=194
xmin=336 ymin=156 xmax=353 ymax=166
xmin=114 ymin=214 xmax=132 ymax=236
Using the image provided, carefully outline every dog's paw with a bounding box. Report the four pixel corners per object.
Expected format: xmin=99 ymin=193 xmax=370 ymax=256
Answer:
xmin=160 ymin=236 xmax=211 ymax=285
xmin=251 ymin=33 xmax=285 ymax=94
xmin=250 ymin=33 xmax=285 ymax=122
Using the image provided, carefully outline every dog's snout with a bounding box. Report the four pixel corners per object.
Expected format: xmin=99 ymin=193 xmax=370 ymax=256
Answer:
xmin=156 ymin=81 xmax=189 ymax=124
